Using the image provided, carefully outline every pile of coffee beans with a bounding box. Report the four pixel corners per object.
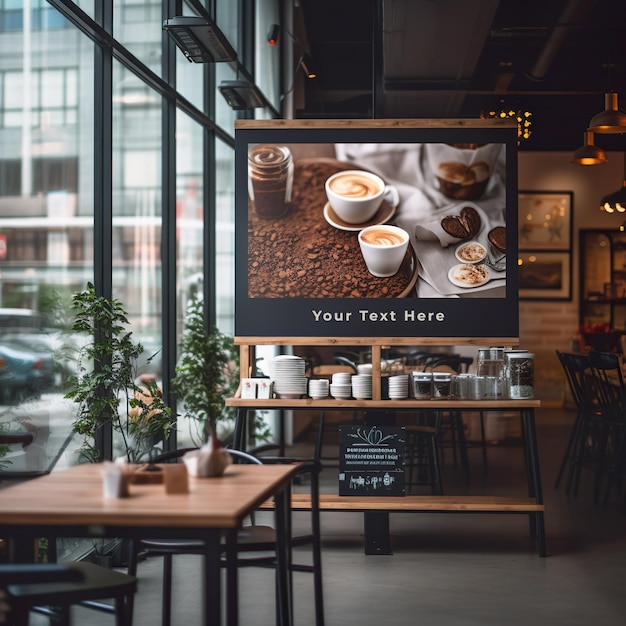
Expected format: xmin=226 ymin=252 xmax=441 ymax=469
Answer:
xmin=247 ymin=159 xmax=414 ymax=298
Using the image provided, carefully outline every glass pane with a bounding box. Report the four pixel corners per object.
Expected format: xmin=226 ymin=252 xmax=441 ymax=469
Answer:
xmin=114 ymin=0 xmax=162 ymax=77
xmin=4 ymin=71 xmax=22 ymax=109
xmin=111 ymin=61 xmax=163 ymax=462
xmin=74 ymin=0 xmax=95 ymax=21
xmin=41 ymin=70 xmax=64 ymax=107
xmin=175 ymin=109 xmax=204 ymax=448
xmin=215 ymin=62 xmax=237 ymax=136
xmin=255 ymin=0 xmax=281 ymax=111
xmin=0 ymin=5 xmax=94 ymax=477
xmin=216 ymin=0 xmax=239 ymax=57
xmin=175 ymin=48 xmax=205 ymax=111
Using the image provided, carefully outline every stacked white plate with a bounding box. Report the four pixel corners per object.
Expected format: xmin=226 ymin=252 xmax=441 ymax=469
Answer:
xmin=388 ymin=374 xmax=409 ymax=399
xmin=330 ymin=372 xmax=352 ymax=399
xmin=270 ymin=355 xmax=308 ymax=399
xmin=351 ymin=374 xmax=372 ymax=399
xmin=308 ymin=378 xmax=330 ymax=399
xmin=332 ymin=372 xmax=352 ymax=385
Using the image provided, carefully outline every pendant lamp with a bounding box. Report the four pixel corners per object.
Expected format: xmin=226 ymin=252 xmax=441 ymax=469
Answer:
xmin=588 ymin=93 xmax=626 ymax=134
xmin=571 ymin=131 xmax=607 ymax=165
xmin=600 ymin=153 xmax=626 ymax=213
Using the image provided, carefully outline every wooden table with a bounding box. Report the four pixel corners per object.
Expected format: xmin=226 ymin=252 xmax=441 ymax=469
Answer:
xmin=0 ymin=462 xmax=298 ymax=626
xmin=228 ymin=397 xmax=546 ymax=556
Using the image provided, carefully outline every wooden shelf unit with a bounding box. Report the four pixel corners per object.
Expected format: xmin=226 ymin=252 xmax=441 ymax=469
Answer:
xmin=228 ymin=337 xmax=545 ymax=557
xmin=235 ymin=336 xmax=519 ymax=400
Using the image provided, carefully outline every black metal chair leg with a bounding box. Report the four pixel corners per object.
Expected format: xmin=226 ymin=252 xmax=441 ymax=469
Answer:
xmin=162 ymin=553 xmax=172 ymax=626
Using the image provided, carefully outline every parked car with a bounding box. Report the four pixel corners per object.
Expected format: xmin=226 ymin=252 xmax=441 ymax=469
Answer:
xmin=0 ymin=333 xmax=61 ymax=389
xmin=0 ymin=343 xmax=46 ymax=404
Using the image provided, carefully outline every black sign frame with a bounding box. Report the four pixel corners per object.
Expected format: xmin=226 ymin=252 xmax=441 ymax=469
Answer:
xmin=235 ymin=120 xmax=519 ymax=339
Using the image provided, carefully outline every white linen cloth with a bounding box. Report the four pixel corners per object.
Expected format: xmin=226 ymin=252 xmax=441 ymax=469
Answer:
xmin=334 ymin=143 xmax=507 ymax=297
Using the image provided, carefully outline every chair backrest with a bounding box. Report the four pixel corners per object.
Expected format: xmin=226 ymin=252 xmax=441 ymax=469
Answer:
xmin=228 ymin=448 xmax=262 ymax=465
xmin=587 ymin=350 xmax=626 ymax=425
xmin=423 ymin=353 xmax=468 ymax=374
xmin=151 ymin=447 xmax=262 ymax=465
xmin=556 ymin=351 xmax=595 ymax=413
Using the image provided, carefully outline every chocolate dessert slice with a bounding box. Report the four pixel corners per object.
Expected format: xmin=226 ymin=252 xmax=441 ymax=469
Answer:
xmin=488 ymin=226 xmax=506 ymax=253
xmin=441 ymin=205 xmax=481 ymax=239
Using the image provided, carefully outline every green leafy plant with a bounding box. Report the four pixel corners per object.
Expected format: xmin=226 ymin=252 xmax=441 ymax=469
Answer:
xmin=64 ymin=283 xmax=173 ymax=462
xmin=171 ymin=295 xmax=268 ymax=445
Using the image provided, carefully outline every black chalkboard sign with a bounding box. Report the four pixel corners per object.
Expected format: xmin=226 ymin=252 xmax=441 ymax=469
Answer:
xmin=338 ymin=425 xmax=405 ymax=496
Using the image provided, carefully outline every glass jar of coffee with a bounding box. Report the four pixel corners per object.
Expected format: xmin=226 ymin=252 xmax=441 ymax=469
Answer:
xmin=248 ymin=144 xmax=294 ymax=219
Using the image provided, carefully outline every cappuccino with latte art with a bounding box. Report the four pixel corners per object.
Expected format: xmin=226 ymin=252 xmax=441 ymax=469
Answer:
xmin=328 ymin=172 xmax=382 ymax=199
xmin=360 ymin=228 xmax=406 ymax=247
xmin=358 ymin=225 xmax=410 ymax=277
xmin=325 ymin=169 xmax=392 ymax=225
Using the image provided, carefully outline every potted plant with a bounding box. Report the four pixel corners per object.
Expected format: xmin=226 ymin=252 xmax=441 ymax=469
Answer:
xmin=64 ymin=283 xmax=173 ymax=463
xmin=171 ymin=295 xmax=269 ymax=446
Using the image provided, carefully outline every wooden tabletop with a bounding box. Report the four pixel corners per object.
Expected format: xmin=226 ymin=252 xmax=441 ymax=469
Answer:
xmin=0 ymin=463 xmax=296 ymax=530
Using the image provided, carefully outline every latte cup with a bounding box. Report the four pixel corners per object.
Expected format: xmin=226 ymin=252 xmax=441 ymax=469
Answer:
xmin=358 ymin=225 xmax=410 ymax=278
xmin=325 ymin=170 xmax=398 ymax=225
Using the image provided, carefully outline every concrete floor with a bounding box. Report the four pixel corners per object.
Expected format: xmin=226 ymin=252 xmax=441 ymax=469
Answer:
xmin=50 ymin=409 xmax=626 ymax=625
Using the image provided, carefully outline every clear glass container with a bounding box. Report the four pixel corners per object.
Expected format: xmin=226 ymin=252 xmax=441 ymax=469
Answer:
xmin=506 ymin=352 xmax=535 ymax=399
xmin=432 ymin=372 xmax=453 ymax=399
xmin=412 ymin=371 xmax=433 ymax=399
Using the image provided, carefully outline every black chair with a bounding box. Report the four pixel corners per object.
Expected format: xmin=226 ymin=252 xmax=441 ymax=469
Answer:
xmin=0 ymin=561 xmax=137 ymax=626
xmin=587 ymin=350 xmax=626 ymax=505
xmin=423 ymin=354 xmax=482 ymax=483
xmin=127 ymin=448 xmax=324 ymax=626
xmin=554 ymin=351 xmax=599 ymax=496
xmin=403 ymin=410 xmax=444 ymax=495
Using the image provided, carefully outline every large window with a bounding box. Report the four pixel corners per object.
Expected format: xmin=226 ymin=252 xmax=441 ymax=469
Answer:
xmin=0 ymin=0 xmax=280 ymax=477
xmin=0 ymin=3 xmax=93 ymax=476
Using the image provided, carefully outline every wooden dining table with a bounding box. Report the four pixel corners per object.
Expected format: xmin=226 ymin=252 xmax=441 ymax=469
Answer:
xmin=0 ymin=462 xmax=298 ymax=626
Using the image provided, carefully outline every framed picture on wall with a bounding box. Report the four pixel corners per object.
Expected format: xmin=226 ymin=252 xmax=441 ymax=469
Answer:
xmin=518 ymin=251 xmax=571 ymax=300
xmin=518 ymin=191 xmax=573 ymax=251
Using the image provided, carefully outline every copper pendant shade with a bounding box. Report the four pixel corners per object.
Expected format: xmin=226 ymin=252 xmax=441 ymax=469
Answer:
xmin=588 ymin=93 xmax=626 ymax=134
xmin=571 ymin=131 xmax=607 ymax=165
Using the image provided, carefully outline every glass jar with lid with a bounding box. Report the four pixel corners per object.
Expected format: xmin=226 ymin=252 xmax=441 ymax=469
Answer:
xmin=506 ymin=352 xmax=535 ymax=399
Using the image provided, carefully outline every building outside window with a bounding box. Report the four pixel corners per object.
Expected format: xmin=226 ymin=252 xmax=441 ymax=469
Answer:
xmin=0 ymin=1 xmax=278 ymax=479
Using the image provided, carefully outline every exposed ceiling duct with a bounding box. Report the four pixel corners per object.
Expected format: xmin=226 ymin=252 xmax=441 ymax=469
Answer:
xmin=527 ymin=0 xmax=595 ymax=81
xmin=378 ymin=0 xmax=499 ymax=117
xmin=297 ymin=0 xmax=626 ymax=150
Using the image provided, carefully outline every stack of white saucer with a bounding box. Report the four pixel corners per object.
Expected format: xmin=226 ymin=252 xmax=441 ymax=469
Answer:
xmin=329 ymin=372 xmax=352 ymax=399
xmin=270 ymin=355 xmax=308 ymax=399
xmin=308 ymin=378 xmax=329 ymax=399
xmin=351 ymin=374 xmax=372 ymax=399
xmin=388 ymin=374 xmax=409 ymax=399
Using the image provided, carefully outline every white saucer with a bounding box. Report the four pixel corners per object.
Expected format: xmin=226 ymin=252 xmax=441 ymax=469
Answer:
xmin=323 ymin=201 xmax=396 ymax=232
xmin=448 ymin=263 xmax=490 ymax=288
xmin=454 ymin=240 xmax=487 ymax=264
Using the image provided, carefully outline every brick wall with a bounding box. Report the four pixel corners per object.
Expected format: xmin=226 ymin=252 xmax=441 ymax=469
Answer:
xmin=517 ymin=151 xmax=626 ymax=407
xmin=518 ymin=300 xmax=579 ymax=406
